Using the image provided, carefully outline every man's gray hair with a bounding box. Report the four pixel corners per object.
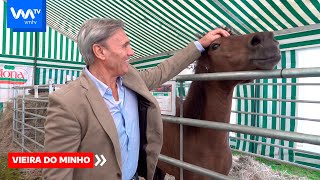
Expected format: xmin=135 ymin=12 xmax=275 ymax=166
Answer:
xmin=77 ymin=18 xmax=124 ymax=65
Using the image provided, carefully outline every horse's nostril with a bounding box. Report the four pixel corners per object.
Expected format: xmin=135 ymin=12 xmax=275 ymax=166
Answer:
xmin=251 ymin=35 xmax=262 ymax=46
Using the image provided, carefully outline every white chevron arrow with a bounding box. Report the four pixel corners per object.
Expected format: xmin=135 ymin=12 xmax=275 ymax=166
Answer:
xmin=100 ymin=155 xmax=107 ymax=166
xmin=95 ymin=155 xmax=100 ymax=166
xmin=95 ymin=154 xmax=107 ymax=166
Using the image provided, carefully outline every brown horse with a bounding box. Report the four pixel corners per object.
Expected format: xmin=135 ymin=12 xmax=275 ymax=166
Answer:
xmin=158 ymin=32 xmax=281 ymax=180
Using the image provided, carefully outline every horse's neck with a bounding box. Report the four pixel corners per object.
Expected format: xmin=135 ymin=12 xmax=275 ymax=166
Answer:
xmin=183 ymin=81 xmax=236 ymax=123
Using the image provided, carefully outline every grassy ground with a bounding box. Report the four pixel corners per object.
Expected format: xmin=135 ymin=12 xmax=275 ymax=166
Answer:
xmin=0 ymin=109 xmax=23 ymax=180
xmin=0 ymin=155 xmax=23 ymax=180
xmin=256 ymin=157 xmax=320 ymax=180
xmin=232 ymin=151 xmax=320 ymax=180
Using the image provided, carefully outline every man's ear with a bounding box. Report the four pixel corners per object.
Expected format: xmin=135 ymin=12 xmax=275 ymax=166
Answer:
xmin=92 ymin=44 xmax=106 ymax=60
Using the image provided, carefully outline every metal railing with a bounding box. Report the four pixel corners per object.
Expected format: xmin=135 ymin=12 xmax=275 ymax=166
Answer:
xmin=12 ymin=82 xmax=56 ymax=152
xmin=163 ymin=67 xmax=320 ymax=179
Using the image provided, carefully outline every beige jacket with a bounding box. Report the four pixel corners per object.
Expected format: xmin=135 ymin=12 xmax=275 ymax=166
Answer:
xmin=42 ymin=42 xmax=201 ymax=180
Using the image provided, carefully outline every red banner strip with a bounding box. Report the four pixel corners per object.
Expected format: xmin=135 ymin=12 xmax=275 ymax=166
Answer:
xmin=8 ymin=152 xmax=94 ymax=168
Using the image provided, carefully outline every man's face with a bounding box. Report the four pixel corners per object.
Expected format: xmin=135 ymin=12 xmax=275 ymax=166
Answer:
xmin=102 ymin=29 xmax=134 ymax=76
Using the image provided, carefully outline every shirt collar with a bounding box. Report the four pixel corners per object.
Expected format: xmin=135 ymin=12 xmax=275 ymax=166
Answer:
xmin=84 ymin=66 xmax=123 ymax=97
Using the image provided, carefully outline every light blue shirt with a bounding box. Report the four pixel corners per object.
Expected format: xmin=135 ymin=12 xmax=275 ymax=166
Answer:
xmin=194 ymin=41 xmax=205 ymax=52
xmin=85 ymin=67 xmax=140 ymax=180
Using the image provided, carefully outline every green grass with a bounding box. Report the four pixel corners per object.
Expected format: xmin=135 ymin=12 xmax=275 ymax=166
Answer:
xmin=232 ymin=151 xmax=320 ymax=180
xmin=255 ymin=157 xmax=320 ymax=180
xmin=0 ymin=155 xmax=23 ymax=180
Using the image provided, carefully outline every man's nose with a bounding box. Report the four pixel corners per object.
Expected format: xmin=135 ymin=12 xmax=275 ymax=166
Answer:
xmin=128 ymin=46 xmax=134 ymax=56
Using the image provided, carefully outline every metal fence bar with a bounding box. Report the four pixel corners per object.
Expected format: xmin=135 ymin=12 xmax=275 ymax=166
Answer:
xmin=232 ymin=110 xmax=320 ymax=123
xmin=15 ymin=109 xmax=46 ymax=119
xmin=175 ymin=67 xmax=320 ymax=81
xmin=13 ymin=129 xmax=44 ymax=149
xmin=233 ymin=96 xmax=320 ymax=104
xmin=179 ymin=82 xmax=320 ymax=88
xmin=162 ymin=116 xmax=320 ymax=145
xmin=15 ymin=127 xmax=44 ymax=131
xmin=25 ymin=98 xmax=49 ymax=103
xmin=15 ymin=127 xmax=44 ymax=130
xmin=230 ymin=136 xmax=320 ymax=157
xmin=21 ymin=88 xmax=25 ymax=152
xmin=14 ymin=96 xmax=48 ymax=98
xmin=179 ymin=81 xmax=184 ymax=180
xmin=13 ymin=85 xmax=50 ymax=89
xmin=244 ymin=82 xmax=320 ymax=86
xmin=12 ymin=88 xmax=17 ymax=143
xmin=22 ymin=107 xmax=48 ymax=110
xmin=13 ymin=140 xmax=31 ymax=152
xmin=19 ymin=117 xmax=44 ymax=120
xmin=17 ymin=98 xmax=49 ymax=103
xmin=159 ymin=155 xmax=232 ymax=180
xmin=232 ymin=149 xmax=320 ymax=172
xmin=13 ymin=119 xmax=45 ymax=134
xmin=15 ymin=108 xmax=47 ymax=111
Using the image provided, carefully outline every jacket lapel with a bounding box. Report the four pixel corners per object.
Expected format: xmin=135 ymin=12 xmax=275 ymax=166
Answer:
xmin=80 ymin=71 xmax=122 ymax=171
xmin=122 ymin=66 xmax=157 ymax=104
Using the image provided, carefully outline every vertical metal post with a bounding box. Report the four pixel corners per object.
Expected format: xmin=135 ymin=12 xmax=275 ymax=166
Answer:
xmin=22 ymin=88 xmax=25 ymax=152
xmin=251 ymin=82 xmax=259 ymax=153
xmin=179 ymin=81 xmax=184 ymax=180
xmin=278 ymin=80 xmax=283 ymax=158
xmin=34 ymin=85 xmax=39 ymax=98
xmin=35 ymin=118 xmax=37 ymax=150
xmin=33 ymin=32 xmax=38 ymax=86
xmin=49 ymin=79 xmax=53 ymax=93
xmin=34 ymin=85 xmax=38 ymax=148
xmin=12 ymin=88 xmax=17 ymax=143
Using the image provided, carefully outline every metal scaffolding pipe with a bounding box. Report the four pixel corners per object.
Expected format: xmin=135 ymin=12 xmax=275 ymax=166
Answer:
xmin=162 ymin=116 xmax=320 ymax=145
xmin=175 ymin=67 xmax=320 ymax=81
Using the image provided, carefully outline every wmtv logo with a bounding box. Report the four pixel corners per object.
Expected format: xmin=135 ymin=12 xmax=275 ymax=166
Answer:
xmin=10 ymin=7 xmax=41 ymax=20
xmin=7 ymin=0 xmax=46 ymax=32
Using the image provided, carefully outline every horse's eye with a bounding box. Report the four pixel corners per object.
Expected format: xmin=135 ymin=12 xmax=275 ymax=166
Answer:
xmin=211 ymin=43 xmax=220 ymax=50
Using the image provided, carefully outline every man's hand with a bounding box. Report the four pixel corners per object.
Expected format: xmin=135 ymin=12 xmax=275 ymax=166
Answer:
xmin=198 ymin=28 xmax=230 ymax=48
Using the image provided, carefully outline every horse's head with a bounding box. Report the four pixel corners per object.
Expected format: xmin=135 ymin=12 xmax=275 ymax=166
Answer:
xmin=195 ymin=32 xmax=281 ymax=74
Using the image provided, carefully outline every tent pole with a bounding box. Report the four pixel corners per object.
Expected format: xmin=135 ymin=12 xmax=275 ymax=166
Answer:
xmin=33 ymin=32 xmax=38 ymax=85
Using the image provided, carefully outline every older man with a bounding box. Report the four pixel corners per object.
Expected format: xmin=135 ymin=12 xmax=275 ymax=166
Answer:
xmin=42 ymin=18 xmax=229 ymax=180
